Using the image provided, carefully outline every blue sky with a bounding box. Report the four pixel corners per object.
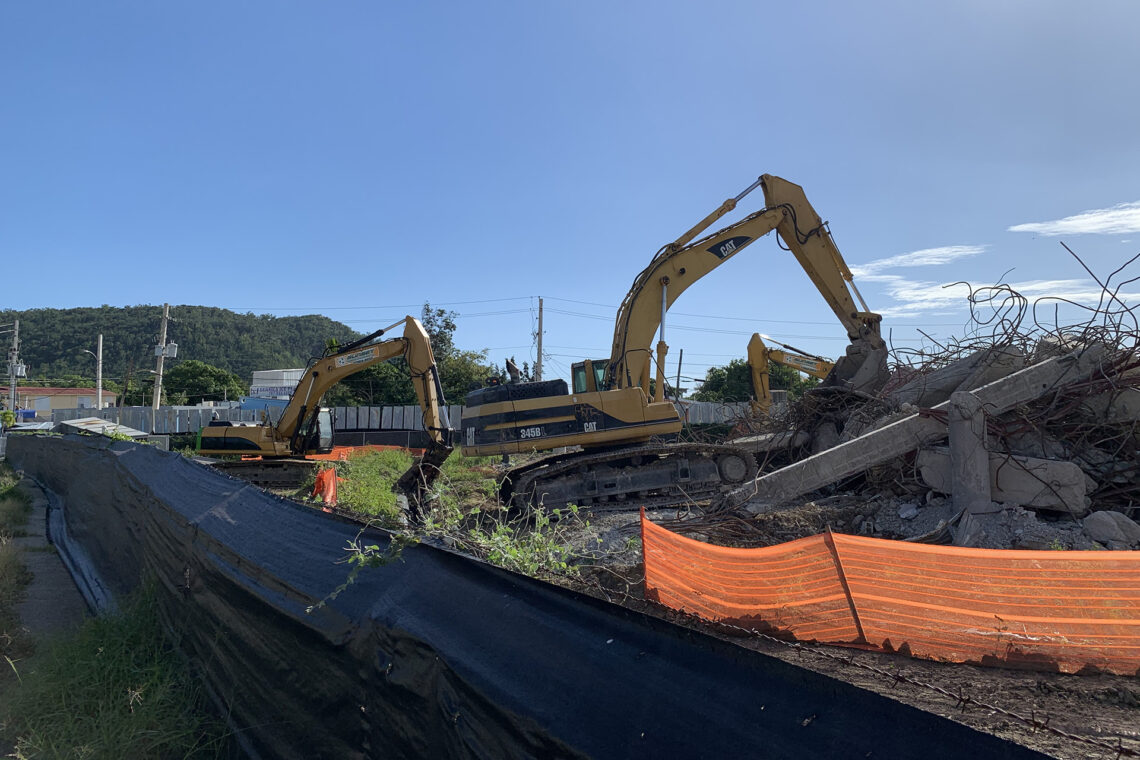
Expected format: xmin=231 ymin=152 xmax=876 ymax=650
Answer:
xmin=3 ymin=1 xmax=1138 ymax=387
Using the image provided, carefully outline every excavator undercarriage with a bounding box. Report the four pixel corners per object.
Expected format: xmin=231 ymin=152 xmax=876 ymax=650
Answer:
xmin=501 ymin=442 xmax=757 ymax=511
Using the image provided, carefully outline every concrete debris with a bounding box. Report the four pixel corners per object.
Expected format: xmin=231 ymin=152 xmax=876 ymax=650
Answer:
xmin=730 ymin=344 xmax=1106 ymax=511
xmin=702 ymin=286 xmax=1140 ymax=553
xmin=728 ymin=429 xmax=810 ymax=455
xmin=916 ymin=448 xmax=1092 ymax=516
xmin=1081 ymin=510 xmax=1140 ymax=547
xmin=1082 ymin=387 xmax=1140 ymax=423
xmin=886 ymin=345 xmax=1026 ymax=408
xmin=947 ymin=391 xmax=993 ymax=515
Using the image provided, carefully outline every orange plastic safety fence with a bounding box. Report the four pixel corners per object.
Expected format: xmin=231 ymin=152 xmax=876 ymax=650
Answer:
xmin=305 ymin=445 xmax=426 ymax=461
xmin=641 ymin=510 xmax=1140 ymax=675
xmin=310 ymin=468 xmax=339 ymax=507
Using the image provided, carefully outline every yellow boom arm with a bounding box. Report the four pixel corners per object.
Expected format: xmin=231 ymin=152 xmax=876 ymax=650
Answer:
xmin=747 ymin=333 xmax=835 ymax=415
xmin=278 ymin=316 xmax=451 ymax=451
xmin=606 ymin=174 xmax=886 ymax=401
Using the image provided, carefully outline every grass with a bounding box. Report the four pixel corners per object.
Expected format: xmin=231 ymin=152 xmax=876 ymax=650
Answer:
xmin=331 ymin=448 xmax=415 ymax=521
xmin=0 ymin=467 xmax=31 ymax=536
xmin=323 ymin=450 xmax=590 ymax=579
xmin=0 ymin=584 xmax=236 ymax=759
xmin=0 ymin=465 xmax=34 ymax=690
xmin=0 ymin=462 xmax=235 ymax=759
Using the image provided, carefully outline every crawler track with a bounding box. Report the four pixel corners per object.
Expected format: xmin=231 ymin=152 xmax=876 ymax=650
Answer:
xmin=501 ymin=443 xmax=757 ymax=512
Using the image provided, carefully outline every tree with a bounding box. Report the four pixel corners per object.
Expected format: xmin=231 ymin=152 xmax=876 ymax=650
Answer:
xmin=323 ymin=362 xmax=417 ymax=407
xmin=163 ymin=360 xmax=247 ymax=406
xmin=691 ymin=359 xmax=754 ymax=402
xmin=692 ymin=358 xmax=820 ymax=403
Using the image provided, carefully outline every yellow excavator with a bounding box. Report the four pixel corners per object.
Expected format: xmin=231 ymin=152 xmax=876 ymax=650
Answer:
xmin=199 ymin=316 xmax=453 ymax=510
xmin=746 ymin=333 xmax=835 ymax=416
xmin=461 ymin=174 xmax=887 ymax=509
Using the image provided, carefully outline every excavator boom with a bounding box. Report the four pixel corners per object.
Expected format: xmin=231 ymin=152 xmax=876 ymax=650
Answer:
xmin=607 ymin=174 xmax=885 ymax=398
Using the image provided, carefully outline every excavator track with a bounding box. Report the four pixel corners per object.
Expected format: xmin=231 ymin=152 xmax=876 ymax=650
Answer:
xmin=501 ymin=443 xmax=757 ymax=512
xmin=208 ymin=458 xmax=319 ymax=489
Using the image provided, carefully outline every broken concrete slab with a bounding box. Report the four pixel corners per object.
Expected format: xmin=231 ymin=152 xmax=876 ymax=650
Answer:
xmin=728 ymin=429 xmax=810 ymax=454
xmin=1082 ymin=387 xmax=1140 ymax=423
xmin=889 ymin=346 xmax=1026 ymax=410
xmin=956 ymin=346 xmax=1027 ymax=395
xmin=950 ymin=509 xmax=986 ymax=547
xmin=917 ymin=448 xmax=1092 ymax=516
xmin=887 ymin=346 xmax=1025 ymax=408
xmin=731 ymin=345 xmax=1106 ymax=512
xmin=1082 ymin=510 xmax=1140 ymax=546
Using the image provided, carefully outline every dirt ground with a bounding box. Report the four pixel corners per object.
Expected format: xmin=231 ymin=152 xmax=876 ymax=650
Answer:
xmin=562 ymin=503 xmax=1140 ymax=760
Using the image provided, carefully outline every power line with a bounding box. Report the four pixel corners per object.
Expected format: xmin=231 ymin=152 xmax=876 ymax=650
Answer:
xmin=224 ymin=296 xmax=535 ymax=311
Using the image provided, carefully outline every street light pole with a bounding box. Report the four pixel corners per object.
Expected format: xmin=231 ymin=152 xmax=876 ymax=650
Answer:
xmin=81 ymin=334 xmax=105 ymax=413
xmin=96 ymin=334 xmax=103 ymax=411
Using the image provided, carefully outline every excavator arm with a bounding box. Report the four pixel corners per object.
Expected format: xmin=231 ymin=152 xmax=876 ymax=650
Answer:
xmin=277 ymin=316 xmax=452 ymax=453
xmin=746 ymin=333 xmax=835 ymax=415
xmin=606 ymin=174 xmax=887 ymax=401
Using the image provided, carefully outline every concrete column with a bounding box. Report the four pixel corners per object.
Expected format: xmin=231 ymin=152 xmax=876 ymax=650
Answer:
xmin=948 ymin=391 xmax=997 ymax=514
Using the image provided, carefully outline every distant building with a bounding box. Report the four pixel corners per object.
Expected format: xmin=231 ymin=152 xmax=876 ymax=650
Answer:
xmin=12 ymin=387 xmax=119 ymax=419
xmin=249 ymin=369 xmax=306 ymax=400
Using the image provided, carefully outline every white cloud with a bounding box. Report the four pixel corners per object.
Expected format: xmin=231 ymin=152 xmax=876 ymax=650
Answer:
xmin=1008 ymin=201 xmax=1140 ymax=236
xmin=851 ymin=245 xmax=986 ymax=278
xmin=865 ymin=275 xmax=1140 ymax=319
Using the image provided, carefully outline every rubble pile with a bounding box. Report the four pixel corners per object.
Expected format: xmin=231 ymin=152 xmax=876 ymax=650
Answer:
xmin=714 ymin=280 xmax=1140 ymax=551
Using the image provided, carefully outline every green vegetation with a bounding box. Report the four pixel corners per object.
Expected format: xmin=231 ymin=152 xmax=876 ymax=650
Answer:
xmin=692 ymin=357 xmax=820 ymax=403
xmin=0 ymin=585 xmax=235 ymax=759
xmin=0 ymin=305 xmax=359 ymax=396
xmin=0 ymin=472 xmax=31 ymax=537
xmin=330 ymin=449 xmax=415 ymax=521
xmin=322 ymin=451 xmax=589 ymax=580
xmin=0 ymin=466 xmax=35 ymax=714
xmin=5 ymin=302 xmax=503 ymax=408
xmin=162 ymin=360 xmax=247 ymax=406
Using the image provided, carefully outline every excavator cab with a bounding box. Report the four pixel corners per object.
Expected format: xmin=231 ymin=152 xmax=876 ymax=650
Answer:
xmin=571 ymin=359 xmax=610 ymax=394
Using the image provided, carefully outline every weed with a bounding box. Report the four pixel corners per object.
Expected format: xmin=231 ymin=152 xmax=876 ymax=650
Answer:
xmin=0 ymin=535 xmax=34 ymax=682
xmin=332 ymin=449 xmax=414 ymax=523
xmin=0 ymin=583 xmax=236 ymax=759
xmin=0 ymin=491 xmax=31 ymax=537
xmin=465 ymin=506 xmax=582 ymax=576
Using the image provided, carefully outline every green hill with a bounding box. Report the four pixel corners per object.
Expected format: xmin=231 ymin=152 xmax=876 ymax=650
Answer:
xmin=0 ymin=305 xmax=363 ymax=388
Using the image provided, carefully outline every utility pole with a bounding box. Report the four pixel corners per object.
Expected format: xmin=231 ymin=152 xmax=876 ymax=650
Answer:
xmin=152 ymin=303 xmax=169 ymax=417
xmin=535 ymin=297 xmax=544 ymax=382
xmin=7 ymin=320 xmax=20 ymax=412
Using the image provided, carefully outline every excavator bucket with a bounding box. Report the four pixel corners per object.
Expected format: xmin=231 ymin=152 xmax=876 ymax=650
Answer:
xmin=393 ymin=443 xmax=454 ymax=521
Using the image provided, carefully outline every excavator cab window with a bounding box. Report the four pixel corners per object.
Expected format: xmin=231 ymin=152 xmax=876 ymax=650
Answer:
xmin=591 ymin=359 xmax=609 ymax=391
xmin=316 ymin=408 xmax=334 ymax=452
xmin=571 ymin=359 xmax=611 ymax=394
xmin=571 ymin=362 xmax=589 ymax=394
